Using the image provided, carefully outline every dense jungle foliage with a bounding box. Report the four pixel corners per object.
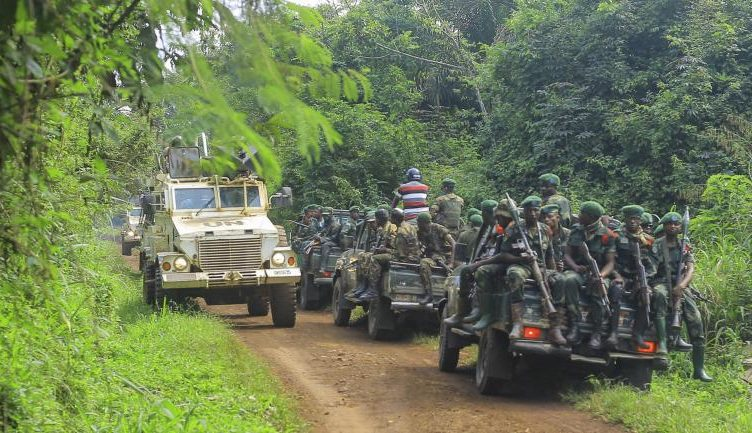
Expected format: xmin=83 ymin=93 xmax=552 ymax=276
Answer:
xmin=1 ymin=0 xmax=750 ymax=432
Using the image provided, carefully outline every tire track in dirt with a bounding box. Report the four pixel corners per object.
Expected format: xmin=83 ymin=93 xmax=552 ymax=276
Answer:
xmin=208 ymin=306 xmax=626 ymax=433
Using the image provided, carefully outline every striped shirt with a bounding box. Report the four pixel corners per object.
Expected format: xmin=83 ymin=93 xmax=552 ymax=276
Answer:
xmin=394 ymin=181 xmax=430 ymax=220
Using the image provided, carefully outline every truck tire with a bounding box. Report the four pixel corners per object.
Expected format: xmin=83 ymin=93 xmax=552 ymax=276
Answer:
xmin=299 ymin=274 xmax=319 ymax=310
xmin=367 ymin=296 xmax=396 ymax=340
xmin=247 ymin=297 xmax=269 ymax=317
xmin=142 ymin=262 xmax=155 ymax=305
xmin=476 ymin=329 xmax=513 ymax=395
xmin=271 ymin=285 xmax=297 ymax=328
xmin=619 ymin=359 xmax=653 ymax=391
xmin=438 ymin=307 xmax=460 ymax=372
xmin=332 ymin=278 xmax=351 ymax=326
xmin=154 ymin=266 xmax=167 ymax=311
xmin=275 ymin=225 xmax=288 ymax=247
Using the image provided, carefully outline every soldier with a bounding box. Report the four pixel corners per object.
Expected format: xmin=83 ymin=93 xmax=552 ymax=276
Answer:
xmin=541 ymin=204 xmax=569 ymax=272
xmin=640 ymin=212 xmax=655 ymax=235
xmin=538 ymin=173 xmax=572 ymax=227
xmin=613 ymin=205 xmax=662 ymax=352
xmin=339 ymin=205 xmax=361 ymax=248
xmin=392 ymin=167 xmax=430 ymax=222
xmin=345 ymin=211 xmax=380 ymax=300
xmin=292 ymin=204 xmax=319 ymax=254
xmin=355 ymin=209 xmax=398 ymax=301
xmin=455 ymin=214 xmax=483 ymax=265
xmin=430 ymin=178 xmax=465 ymax=239
xmin=417 ymin=213 xmax=455 ymax=305
xmin=650 ymin=212 xmax=712 ymax=381
xmin=316 ymin=207 xmax=342 ymax=273
xmin=499 ymin=196 xmax=566 ymax=344
xmin=362 ymin=209 xmax=421 ymax=302
xmin=556 ymin=201 xmax=618 ymax=348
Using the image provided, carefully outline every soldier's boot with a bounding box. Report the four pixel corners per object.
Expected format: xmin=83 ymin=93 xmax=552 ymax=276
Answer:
xmin=631 ymin=314 xmax=650 ymax=350
xmin=566 ymin=311 xmax=581 ymax=345
xmin=444 ymin=296 xmax=470 ymax=327
xmin=508 ymin=302 xmax=525 ymax=339
xmin=357 ymin=277 xmax=380 ymax=302
xmin=655 ymin=317 xmax=668 ymax=356
xmin=587 ymin=323 xmax=603 ymax=350
xmin=547 ymin=308 xmax=567 ymax=346
xmin=671 ymin=334 xmax=693 ymax=352
xmin=418 ymin=281 xmax=433 ymax=306
xmin=605 ymin=303 xmax=621 ymax=349
xmin=462 ymin=305 xmax=481 ymax=323
xmin=346 ymin=277 xmax=368 ymax=300
xmin=471 ymin=293 xmax=495 ymax=331
xmin=691 ymin=345 xmax=713 ymax=382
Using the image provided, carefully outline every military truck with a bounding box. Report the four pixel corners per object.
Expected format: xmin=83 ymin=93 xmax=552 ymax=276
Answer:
xmin=140 ymin=143 xmax=300 ymax=327
xmin=330 ymin=224 xmax=449 ymax=340
xmin=120 ymin=206 xmax=142 ymax=255
xmin=438 ymin=276 xmax=662 ymax=392
xmin=298 ymin=209 xmax=353 ymax=310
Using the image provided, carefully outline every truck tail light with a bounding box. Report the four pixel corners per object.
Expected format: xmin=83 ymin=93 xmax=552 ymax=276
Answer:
xmin=523 ymin=327 xmax=542 ymax=340
xmin=637 ymin=341 xmax=656 ymax=353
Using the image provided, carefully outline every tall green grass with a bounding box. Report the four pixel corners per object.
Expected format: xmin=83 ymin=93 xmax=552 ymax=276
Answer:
xmin=1 ymin=242 xmax=303 ymax=432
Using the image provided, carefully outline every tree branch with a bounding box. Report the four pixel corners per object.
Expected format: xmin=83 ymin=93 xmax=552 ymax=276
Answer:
xmin=373 ymin=41 xmax=467 ymax=71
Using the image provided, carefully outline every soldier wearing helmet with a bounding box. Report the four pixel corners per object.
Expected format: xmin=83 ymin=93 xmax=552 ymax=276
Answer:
xmin=392 ymin=167 xmax=430 ymax=223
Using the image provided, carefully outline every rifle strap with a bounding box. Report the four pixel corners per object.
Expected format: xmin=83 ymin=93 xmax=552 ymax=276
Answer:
xmin=661 ymin=239 xmax=673 ymax=287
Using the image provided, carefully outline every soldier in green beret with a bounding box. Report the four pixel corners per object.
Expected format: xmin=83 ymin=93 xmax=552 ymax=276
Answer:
xmin=455 ymin=214 xmax=483 ymax=265
xmin=417 ymin=213 xmax=455 ymax=305
xmin=292 ymin=204 xmax=320 ymax=254
xmin=430 ymin=178 xmax=465 ymax=239
xmin=650 ymin=212 xmax=712 ymax=381
xmin=498 ymin=196 xmax=565 ymax=344
xmin=640 ymin=212 xmax=655 ymax=235
xmin=613 ymin=205 xmax=662 ymax=352
xmin=555 ymin=200 xmax=619 ymax=348
xmin=541 ymin=204 xmax=569 ymax=272
xmin=538 ymin=173 xmax=572 ymax=228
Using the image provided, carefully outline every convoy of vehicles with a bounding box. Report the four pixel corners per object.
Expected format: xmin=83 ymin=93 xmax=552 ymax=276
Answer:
xmin=139 ymin=143 xmax=300 ymax=327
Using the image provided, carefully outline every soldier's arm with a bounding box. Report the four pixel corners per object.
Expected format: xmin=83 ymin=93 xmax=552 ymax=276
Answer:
xmin=601 ymin=251 xmax=616 ymax=278
xmin=677 ymin=261 xmax=695 ymax=291
xmin=544 ymin=242 xmax=556 ymax=270
xmin=564 ymin=245 xmax=583 ymax=272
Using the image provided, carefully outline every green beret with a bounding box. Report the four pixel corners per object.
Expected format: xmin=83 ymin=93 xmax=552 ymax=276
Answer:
xmin=467 ymin=208 xmax=481 ymax=217
xmin=579 ymin=201 xmax=605 ymax=218
xmin=365 ymin=211 xmax=376 ymax=222
xmin=660 ymin=212 xmax=682 ymax=224
xmin=495 ymin=199 xmax=513 ymax=217
xmin=541 ymin=204 xmax=560 ymax=215
xmin=417 ymin=212 xmax=431 ymax=223
xmin=521 ymin=195 xmax=542 ymax=208
xmin=349 ymin=205 xmax=360 ymax=212
xmin=538 ymin=173 xmax=560 ymax=186
xmin=469 ymin=214 xmax=483 ymax=226
xmin=654 ymin=224 xmax=664 ymax=236
xmin=481 ymin=199 xmax=499 ymax=212
xmin=640 ymin=213 xmax=654 ymax=224
xmin=620 ymin=205 xmax=644 ymax=218
xmin=442 ymin=178 xmax=456 ymax=186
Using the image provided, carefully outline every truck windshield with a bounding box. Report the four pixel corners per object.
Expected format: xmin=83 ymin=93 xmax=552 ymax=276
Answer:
xmin=129 ymin=208 xmax=142 ymax=217
xmin=175 ymin=188 xmax=215 ymax=210
xmin=219 ymin=186 xmax=261 ymax=208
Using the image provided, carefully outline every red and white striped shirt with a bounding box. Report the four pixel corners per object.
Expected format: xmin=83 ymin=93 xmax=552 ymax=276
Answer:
xmin=394 ymin=181 xmax=430 ymax=220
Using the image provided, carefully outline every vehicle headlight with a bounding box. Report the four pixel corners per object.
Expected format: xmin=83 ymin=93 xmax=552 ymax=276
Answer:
xmin=173 ymin=257 xmax=189 ymax=271
xmin=127 ymin=230 xmax=135 ymax=237
xmin=271 ymin=252 xmax=286 ymax=266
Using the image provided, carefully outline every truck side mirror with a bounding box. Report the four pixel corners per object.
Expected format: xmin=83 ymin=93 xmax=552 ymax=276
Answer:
xmin=270 ymin=186 xmax=293 ymax=208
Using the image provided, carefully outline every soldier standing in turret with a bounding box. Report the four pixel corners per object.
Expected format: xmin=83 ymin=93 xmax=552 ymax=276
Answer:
xmin=430 ymin=178 xmax=464 ymax=239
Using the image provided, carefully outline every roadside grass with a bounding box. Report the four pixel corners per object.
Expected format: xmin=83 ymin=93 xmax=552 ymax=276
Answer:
xmin=1 ymin=241 xmax=303 ymax=432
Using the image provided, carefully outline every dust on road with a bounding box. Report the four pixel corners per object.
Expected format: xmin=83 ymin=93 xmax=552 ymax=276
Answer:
xmin=207 ymin=305 xmax=625 ymax=433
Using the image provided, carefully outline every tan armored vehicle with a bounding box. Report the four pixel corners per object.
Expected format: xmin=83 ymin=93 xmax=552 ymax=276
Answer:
xmin=141 ymin=142 xmax=300 ymax=327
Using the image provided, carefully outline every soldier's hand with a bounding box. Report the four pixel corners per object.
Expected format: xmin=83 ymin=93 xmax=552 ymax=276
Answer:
xmin=556 ymin=261 xmax=564 ymax=272
xmin=519 ymin=252 xmax=535 ymax=263
xmin=576 ymin=265 xmax=588 ymax=274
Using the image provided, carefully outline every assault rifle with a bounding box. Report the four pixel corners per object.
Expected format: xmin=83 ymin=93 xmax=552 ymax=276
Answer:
xmin=580 ymin=243 xmax=611 ymax=316
xmin=505 ymin=194 xmax=556 ymax=315
xmin=633 ymin=240 xmax=652 ymax=329
xmin=670 ymin=208 xmax=691 ymax=331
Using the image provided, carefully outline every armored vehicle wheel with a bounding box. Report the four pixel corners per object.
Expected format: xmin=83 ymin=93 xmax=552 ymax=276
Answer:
xmin=367 ymin=296 xmax=396 ymax=340
xmin=142 ymin=262 xmax=156 ymax=305
xmin=247 ymin=297 xmax=269 ymax=317
xmin=299 ymin=274 xmax=319 ymax=310
xmin=619 ymin=359 xmax=653 ymax=391
xmin=476 ymin=329 xmax=513 ymax=395
xmin=332 ymin=278 xmax=351 ymax=326
xmin=438 ymin=307 xmax=460 ymax=372
xmin=271 ymin=285 xmax=297 ymax=327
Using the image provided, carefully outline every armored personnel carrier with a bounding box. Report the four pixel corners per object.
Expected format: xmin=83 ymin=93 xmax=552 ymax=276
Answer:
xmin=140 ymin=141 xmax=300 ymax=327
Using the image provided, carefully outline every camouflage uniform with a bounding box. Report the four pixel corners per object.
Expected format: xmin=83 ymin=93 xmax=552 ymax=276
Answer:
xmin=455 ymin=224 xmax=480 ymax=264
xmin=418 ymin=221 xmax=453 ymax=297
xmin=339 ymin=210 xmax=359 ymax=249
xmin=542 ymin=193 xmax=572 ymax=228
xmin=430 ymin=193 xmax=464 ymax=239
xmin=551 ymin=226 xmax=571 ymax=270
xmin=369 ymin=221 xmax=416 ymax=292
xmin=317 ymin=209 xmax=342 ymax=271
xmin=500 ymin=221 xmax=556 ymax=304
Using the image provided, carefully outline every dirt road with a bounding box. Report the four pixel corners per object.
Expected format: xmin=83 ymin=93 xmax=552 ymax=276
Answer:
xmin=206 ymin=305 xmax=624 ymax=433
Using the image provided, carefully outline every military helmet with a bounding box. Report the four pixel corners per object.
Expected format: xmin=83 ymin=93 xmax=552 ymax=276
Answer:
xmin=406 ymin=167 xmax=421 ymax=181
xmin=375 ymin=208 xmax=389 ymax=221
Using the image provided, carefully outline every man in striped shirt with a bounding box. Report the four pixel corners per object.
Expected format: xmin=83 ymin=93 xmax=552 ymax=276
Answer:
xmin=392 ymin=167 xmax=430 ymax=222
